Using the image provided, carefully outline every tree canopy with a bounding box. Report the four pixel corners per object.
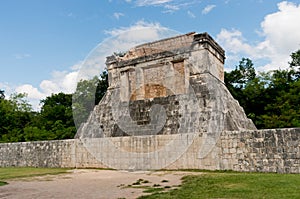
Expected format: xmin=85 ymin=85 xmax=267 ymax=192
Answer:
xmin=72 ymin=70 xmax=108 ymax=128
xmin=0 ymin=90 xmax=4 ymax=100
xmin=225 ymin=50 xmax=300 ymax=129
xmin=0 ymin=71 xmax=108 ymax=142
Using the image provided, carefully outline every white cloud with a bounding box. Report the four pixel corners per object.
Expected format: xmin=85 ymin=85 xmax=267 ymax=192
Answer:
xmin=136 ymin=0 xmax=172 ymax=6
xmin=39 ymin=70 xmax=78 ymax=94
xmin=217 ymin=28 xmax=273 ymax=70
xmin=80 ymin=20 xmax=178 ymax=80
xmin=0 ymin=82 xmax=14 ymax=97
xmin=217 ymin=1 xmax=300 ymax=71
xmin=113 ymin=12 xmax=124 ymax=19
xmin=1 ymin=63 xmax=80 ymax=110
xmin=104 ymin=20 xmax=177 ymax=44
xmin=202 ymin=4 xmax=216 ymax=15
xmin=217 ymin=29 xmax=266 ymax=57
xmin=15 ymin=84 xmax=45 ymax=99
xmin=126 ymin=0 xmax=201 ymax=13
xmin=14 ymin=53 xmax=31 ymax=59
xmin=261 ymin=1 xmax=300 ymax=55
xmin=163 ymin=4 xmax=179 ymax=13
xmin=187 ymin=10 xmax=196 ymax=18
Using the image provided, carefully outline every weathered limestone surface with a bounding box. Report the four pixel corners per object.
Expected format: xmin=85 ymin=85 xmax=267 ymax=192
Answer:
xmin=0 ymin=140 xmax=75 ymax=168
xmin=75 ymin=32 xmax=256 ymax=139
xmin=226 ymin=128 xmax=300 ymax=173
xmin=72 ymin=32 xmax=258 ymax=170
xmin=167 ymin=128 xmax=300 ymax=173
xmin=1 ymin=32 xmax=299 ymax=173
xmin=0 ymin=128 xmax=299 ymax=173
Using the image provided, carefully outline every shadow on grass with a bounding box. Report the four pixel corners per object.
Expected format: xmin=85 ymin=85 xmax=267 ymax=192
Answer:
xmin=0 ymin=181 xmax=8 ymax=186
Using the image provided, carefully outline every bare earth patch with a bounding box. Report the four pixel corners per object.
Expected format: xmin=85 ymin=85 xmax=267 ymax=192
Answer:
xmin=0 ymin=169 xmax=201 ymax=199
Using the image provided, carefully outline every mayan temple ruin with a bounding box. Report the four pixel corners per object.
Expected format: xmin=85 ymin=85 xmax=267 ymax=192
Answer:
xmin=74 ymin=32 xmax=257 ymax=170
xmin=1 ymin=32 xmax=299 ymax=173
xmin=76 ymin=32 xmax=256 ymax=139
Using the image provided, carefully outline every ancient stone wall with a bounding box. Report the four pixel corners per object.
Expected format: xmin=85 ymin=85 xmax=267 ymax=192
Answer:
xmin=0 ymin=140 xmax=75 ymax=168
xmin=222 ymin=128 xmax=300 ymax=173
xmin=76 ymin=32 xmax=255 ymax=139
xmin=1 ymin=128 xmax=299 ymax=173
xmin=1 ymin=33 xmax=298 ymax=173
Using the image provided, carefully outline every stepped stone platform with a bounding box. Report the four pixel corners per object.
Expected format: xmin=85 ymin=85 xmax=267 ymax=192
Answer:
xmin=76 ymin=32 xmax=256 ymax=138
xmin=74 ymin=32 xmax=257 ymax=170
xmin=0 ymin=32 xmax=299 ymax=172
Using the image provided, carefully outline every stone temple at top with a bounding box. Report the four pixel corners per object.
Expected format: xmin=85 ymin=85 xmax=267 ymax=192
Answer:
xmin=1 ymin=32 xmax=299 ymax=173
xmin=76 ymin=32 xmax=256 ymax=139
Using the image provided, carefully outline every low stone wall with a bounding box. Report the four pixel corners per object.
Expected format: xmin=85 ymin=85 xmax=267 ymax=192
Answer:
xmin=0 ymin=140 xmax=75 ymax=168
xmin=225 ymin=128 xmax=300 ymax=173
xmin=0 ymin=128 xmax=299 ymax=173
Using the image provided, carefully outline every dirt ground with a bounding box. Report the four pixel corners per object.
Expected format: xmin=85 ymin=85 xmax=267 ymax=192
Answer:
xmin=0 ymin=169 xmax=200 ymax=199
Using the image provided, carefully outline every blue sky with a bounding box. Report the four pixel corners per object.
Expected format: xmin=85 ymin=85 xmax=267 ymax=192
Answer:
xmin=1 ymin=0 xmax=300 ymax=109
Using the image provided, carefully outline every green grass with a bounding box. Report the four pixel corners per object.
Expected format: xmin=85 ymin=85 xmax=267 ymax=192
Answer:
xmin=0 ymin=167 xmax=69 ymax=186
xmin=0 ymin=181 xmax=8 ymax=186
xmin=143 ymin=187 xmax=164 ymax=193
xmin=138 ymin=171 xmax=300 ymax=199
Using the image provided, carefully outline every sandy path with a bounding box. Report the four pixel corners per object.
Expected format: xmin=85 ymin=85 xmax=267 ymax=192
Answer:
xmin=0 ymin=169 xmax=199 ymax=199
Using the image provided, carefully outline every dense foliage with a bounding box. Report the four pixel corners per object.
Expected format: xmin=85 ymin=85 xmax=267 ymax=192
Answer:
xmin=0 ymin=71 xmax=108 ymax=143
xmin=225 ymin=50 xmax=300 ymax=129
xmin=0 ymin=92 xmax=75 ymax=142
xmin=0 ymin=50 xmax=299 ymax=142
xmin=72 ymin=70 xmax=108 ymax=129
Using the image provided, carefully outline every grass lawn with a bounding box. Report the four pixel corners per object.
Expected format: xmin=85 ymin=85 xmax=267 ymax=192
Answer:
xmin=0 ymin=167 xmax=69 ymax=186
xmin=139 ymin=171 xmax=300 ymax=199
xmin=0 ymin=181 xmax=8 ymax=186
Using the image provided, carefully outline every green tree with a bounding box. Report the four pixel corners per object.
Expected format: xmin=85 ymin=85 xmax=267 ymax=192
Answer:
xmin=257 ymin=69 xmax=300 ymax=128
xmin=225 ymin=54 xmax=300 ymax=129
xmin=72 ymin=70 xmax=108 ymax=128
xmin=289 ymin=49 xmax=300 ymax=80
xmin=21 ymin=92 xmax=76 ymax=141
xmin=23 ymin=126 xmax=51 ymax=141
xmin=289 ymin=49 xmax=300 ymax=67
xmin=72 ymin=76 xmax=99 ymax=129
xmin=0 ymin=93 xmax=33 ymax=142
xmin=38 ymin=92 xmax=76 ymax=139
xmin=95 ymin=70 xmax=108 ymax=105
xmin=240 ymin=75 xmax=269 ymax=127
xmin=225 ymin=58 xmax=256 ymax=89
xmin=225 ymin=58 xmax=257 ymax=119
xmin=0 ymin=90 xmax=4 ymax=100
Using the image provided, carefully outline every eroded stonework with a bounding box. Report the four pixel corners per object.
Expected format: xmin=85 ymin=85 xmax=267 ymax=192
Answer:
xmin=2 ymin=32 xmax=300 ymax=172
xmin=76 ymin=32 xmax=256 ymax=139
xmin=72 ymin=32 xmax=259 ymax=170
